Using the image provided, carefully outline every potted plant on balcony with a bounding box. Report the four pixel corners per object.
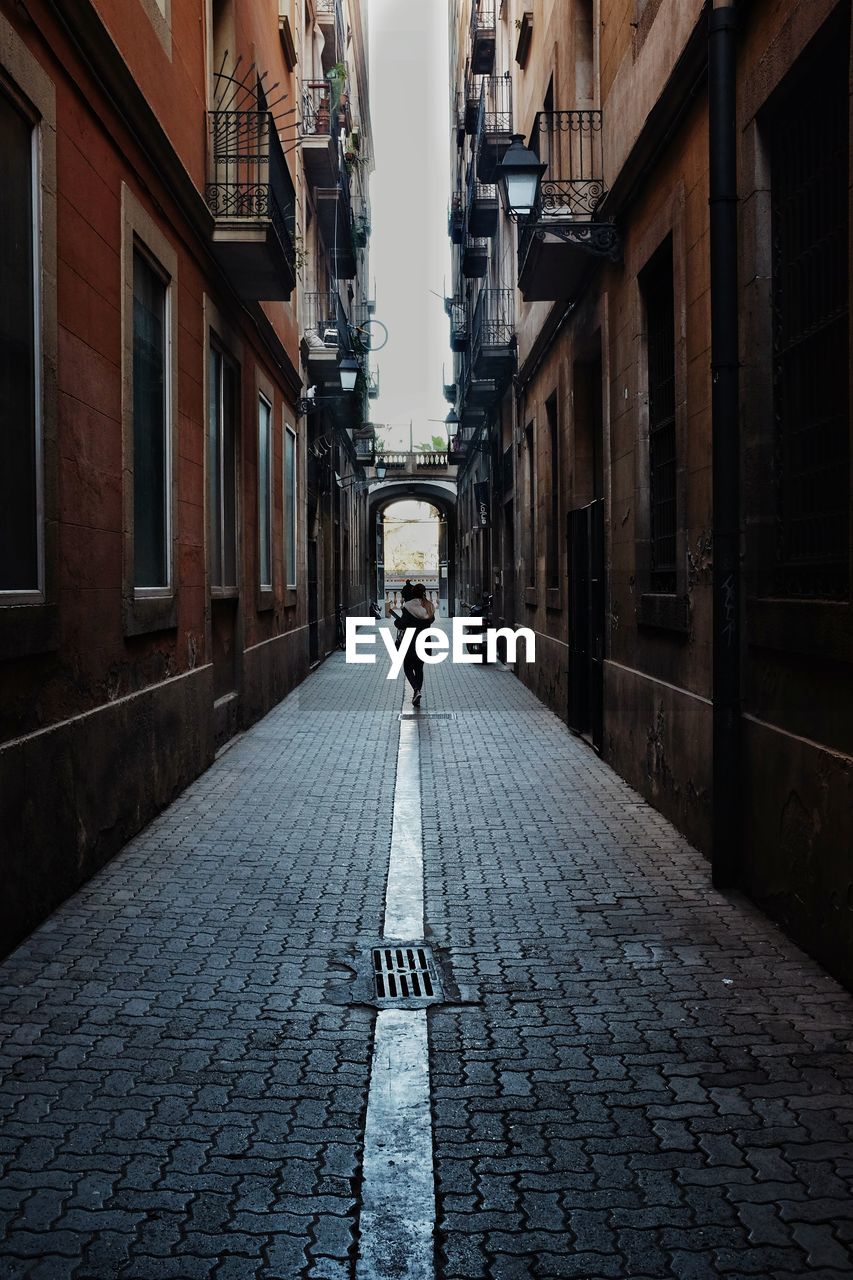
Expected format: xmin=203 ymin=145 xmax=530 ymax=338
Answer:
xmin=351 ymin=213 xmax=371 ymax=248
xmin=328 ymin=62 xmax=348 ymax=117
xmin=315 ymin=93 xmax=331 ymax=135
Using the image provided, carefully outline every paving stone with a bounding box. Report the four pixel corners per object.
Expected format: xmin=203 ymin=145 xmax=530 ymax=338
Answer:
xmin=2 ymin=636 xmax=853 ymax=1278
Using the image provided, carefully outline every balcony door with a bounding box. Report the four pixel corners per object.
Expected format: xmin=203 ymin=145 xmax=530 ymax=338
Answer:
xmin=567 ymin=500 xmax=605 ymax=752
xmin=209 ymin=342 xmax=240 ymax=748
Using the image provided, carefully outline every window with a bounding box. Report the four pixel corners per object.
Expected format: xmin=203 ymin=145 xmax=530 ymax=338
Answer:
xmin=258 ymin=394 xmax=272 ymax=590
xmin=284 ymin=425 xmax=297 ymax=588
xmin=209 ymin=343 xmax=238 ymax=590
xmin=133 ymin=248 xmax=171 ymax=591
xmin=769 ymin=37 xmax=849 ymax=599
xmin=546 ymin=395 xmax=559 ymax=588
xmin=526 ymin=422 xmax=536 ymax=584
xmin=0 ymin=91 xmax=40 ymax=597
xmin=641 ymin=238 xmax=676 ymax=593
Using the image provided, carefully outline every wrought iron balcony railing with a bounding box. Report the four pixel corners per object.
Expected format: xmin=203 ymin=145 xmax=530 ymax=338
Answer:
xmin=206 ymin=109 xmax=296 ymax=299
xmin=448 ymin=190 xmax=465 ymax=243
xmin=530 ymin=109 xmax=606 ymax=219
xmin=470 ymin=0 xmax=496 ymax=74
xmin=462 ymin=235 xmax=489 ymax=278
xmin=302 ymin=291 xmax=339 ymax=345
xmin=472 ymin=287 xmax=515 ymax=357
xmin=449 ymin=298 xmax=469 ymax=352
xmin=302 ymin=81 xmax=338 ymax=138
xmin=477 ymin=73 xmax=513 ymax=137
xmin=367 ymin=367 xmax=379 ymax=399
xmin=516 ymin=109 xmax=621 ymax=302
xmin=474 ymin=74 xmax=514 ymax=182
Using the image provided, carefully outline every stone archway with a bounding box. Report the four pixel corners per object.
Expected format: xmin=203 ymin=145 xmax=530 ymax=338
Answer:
xmin=368 ymin=482 xmax=457 ymax=618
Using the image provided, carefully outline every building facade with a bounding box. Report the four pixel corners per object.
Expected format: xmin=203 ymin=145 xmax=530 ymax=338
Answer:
xmin=447 ymin=0 xmax=853 ymax=984
xmin=0 ymin=0 xmax=374 ymax=954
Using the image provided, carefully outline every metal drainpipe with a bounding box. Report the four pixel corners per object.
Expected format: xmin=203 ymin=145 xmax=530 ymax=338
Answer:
xmin=709 ymin=0 xmax=740 ymax=889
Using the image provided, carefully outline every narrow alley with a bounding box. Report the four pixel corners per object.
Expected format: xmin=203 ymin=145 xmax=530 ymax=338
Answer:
xmin=2 ymin=635 xmax=852 ymax=1280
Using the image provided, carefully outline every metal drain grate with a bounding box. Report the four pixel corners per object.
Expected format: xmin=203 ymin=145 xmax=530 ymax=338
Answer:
xmin=399 ymin=712 xmax=457 ymax=720
xmin=372 ymin=945 xmax=441 ymax=1001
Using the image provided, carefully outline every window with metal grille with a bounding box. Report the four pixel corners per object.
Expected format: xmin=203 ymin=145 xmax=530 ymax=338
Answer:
xmin=769 ymin=34 xmax=849 ymax=600
xmin=641 ymin=239 xmax=677 ymax=593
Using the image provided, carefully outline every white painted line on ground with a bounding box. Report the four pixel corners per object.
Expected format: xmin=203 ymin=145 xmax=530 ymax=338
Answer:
xmin=383 ymin=719 xmax=424 ymax=939
xmin=355 ymin=704 xmax=436 ymax=1280
xmin=355 ymin=1009 xmax=434 ymax=1280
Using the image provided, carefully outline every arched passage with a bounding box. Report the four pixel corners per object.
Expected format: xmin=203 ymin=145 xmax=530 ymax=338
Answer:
xmin=368 ymin=482 xmax=457 ymax=618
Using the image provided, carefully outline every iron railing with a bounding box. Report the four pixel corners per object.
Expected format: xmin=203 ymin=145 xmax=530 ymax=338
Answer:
xmin=302 ymin=80 xmax=339 ymax=139
xmin=206 ymin=110 xmax=296 ymax=260
xmin=476 ymin=74 xmax=513 ymax=138
xmin=448 ymin=190 xmax=465 ymax=242
xmin=368 ymin=367 xmax=379 ymax=399
xmin=470 ymin=0 xmax=496 ymax=44
xmin=529 ymin=109 xmax=604 ymax=218
xmin=449 ymin=298 xmax=469 ymax=351
xmin=302 ymin=291 xmax=339 ymax=344
xmin=472 ymin=287 xmax=515 ymax=358
xmin=355 ymin=435 xmax=375 ymax=460
xmin=518 ymin=109 xmax=608 ymax=269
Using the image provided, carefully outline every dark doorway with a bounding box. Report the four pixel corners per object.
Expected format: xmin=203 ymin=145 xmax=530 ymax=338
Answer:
xmin=307 ymin=538 xmax=319 ymax=663
xmin=568 ymin=500 xmax=605 ymax=751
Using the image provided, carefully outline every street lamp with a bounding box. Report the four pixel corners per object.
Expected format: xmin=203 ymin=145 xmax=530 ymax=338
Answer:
xmin=375 ymin=461 xmax=387 ymax=481
xmin=338 ymin=355 xmax=360 ymax=393
xmin=497 ymin=134 xmax=546 ymax=219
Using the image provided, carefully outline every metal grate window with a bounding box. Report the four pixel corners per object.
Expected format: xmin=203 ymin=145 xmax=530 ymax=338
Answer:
xmin=770 ymin=39 xmax=850 ymax=600
xmin=642 ymin=240 xmax=677 ymax=593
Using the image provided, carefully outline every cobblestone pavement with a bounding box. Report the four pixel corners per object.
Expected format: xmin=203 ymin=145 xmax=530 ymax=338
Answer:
xmin=2 ymin=632 xmax=853 ymax=1279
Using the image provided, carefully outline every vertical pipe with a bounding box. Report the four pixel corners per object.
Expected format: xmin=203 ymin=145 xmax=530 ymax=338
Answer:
xmin=709 ymin=0 xmax=740 ymax=888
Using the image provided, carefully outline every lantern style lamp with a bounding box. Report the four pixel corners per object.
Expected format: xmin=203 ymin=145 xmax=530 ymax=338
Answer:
xmin=497 ymin=134 xmax=546 ymax=219
xmin=339 ymin=355 xmax=360 ymax=392
xmin=375 ymin=461 xmax=387 ymax=481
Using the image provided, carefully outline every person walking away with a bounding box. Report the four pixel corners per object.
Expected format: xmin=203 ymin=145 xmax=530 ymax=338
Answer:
xmin=399 ymin=584 xmax=435 ymax=706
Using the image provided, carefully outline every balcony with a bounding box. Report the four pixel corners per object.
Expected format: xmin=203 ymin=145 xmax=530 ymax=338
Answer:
xmin=448 ymin=191 xmax=465 ymax=244
xmin=475 ymin=75 xmax=513 ymax=182
xmin=470 ymin=0 xmax=496 ymax=75
xmin=316 ymin=0 xmax=346 ymax=72
xmin=301 ymin=290 xmax=344 ymax=383
xmin=316 ymin=168 xmax=356 ymax=278
xmin=472 ymin=288 xmax=515 ymax=382
xmin=464 ymin=74 xmax=483 ymax=135
xmin=354 ymin=430 xmax=376 ymax=464
xmin=462 ymin=235 xmax=489 ymax=278
xmin=448 ymin=298 xmax=469 ymax=352
xmin=301 ymin=81 xmax=339 ymax=189
xmin=378 ymin=451 xmax=456 ymax=477
xmin=206 ymin=110 xmax=296 ymax=300
xmin=368 ymin=367 xmax=380 ymax=400
xmin=468 ymin=181 xmax=498 ymax=237
xmin=351 ymin=299 xmax=376 ymax=343
xmin=517 ymin=110 xmax=622 ymax=302
xmin=455 ymin=92 xmax=466 ymax=147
